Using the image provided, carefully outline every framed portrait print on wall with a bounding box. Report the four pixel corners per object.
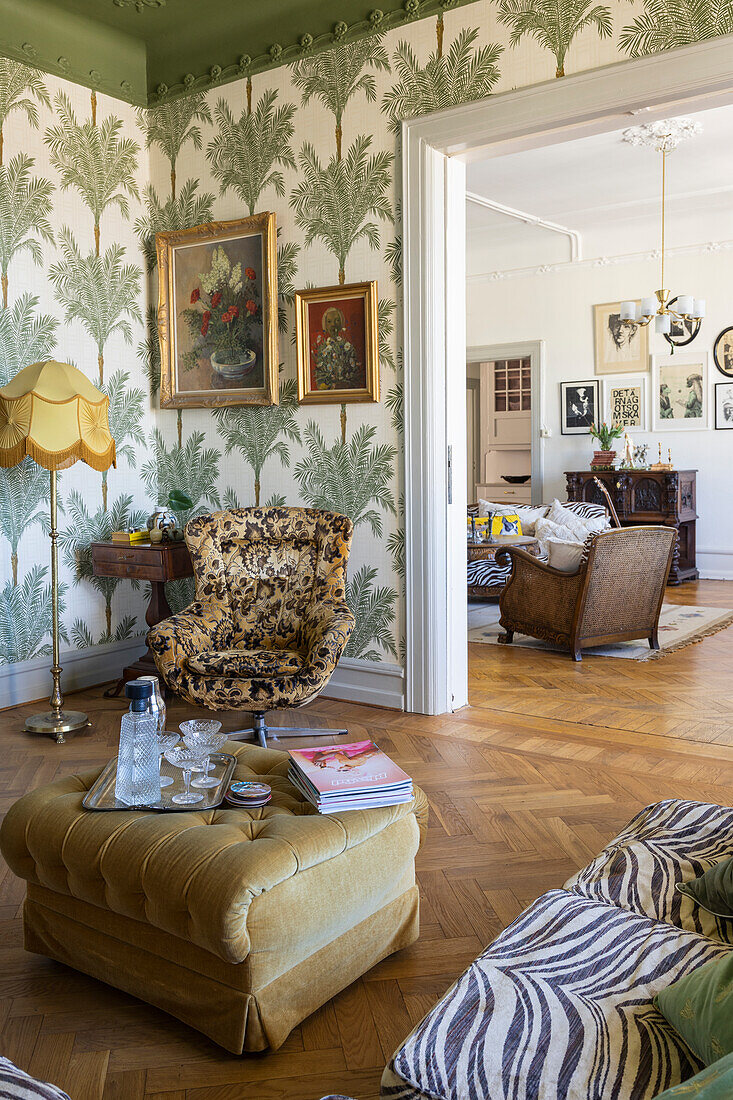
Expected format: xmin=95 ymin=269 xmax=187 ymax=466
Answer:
xmin=715 ymin=382 xmax=733 ymax=429
xmin=713 ymin=325 xmax=733 ymax=378
xmin=157 ymin=212 xmax=278 ymax=408
xmin=560 ymin=380 xmax=599 ymax=435
xmin=593 ymin=301 xmax=649 ymax=375
xmin=651 ymin=351 xmax=710 ymax=431
xmin=604 ymin=375 xmax=648 ymax=430
xmin=295 ymin=281 xmax=379 ymax=404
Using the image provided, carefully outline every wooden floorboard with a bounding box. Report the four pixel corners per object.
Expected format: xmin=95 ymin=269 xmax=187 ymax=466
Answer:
xmin=1 ymin=579 xmax=732 ymax=1100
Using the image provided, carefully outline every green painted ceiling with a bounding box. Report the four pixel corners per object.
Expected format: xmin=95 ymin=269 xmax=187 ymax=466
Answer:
xmin=0 ymin=0 xmax=464 ymax=105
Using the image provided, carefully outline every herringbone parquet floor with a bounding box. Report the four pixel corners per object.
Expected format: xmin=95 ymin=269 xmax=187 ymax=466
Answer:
xmin=2 ymin=580 xmax=733 ymax=1100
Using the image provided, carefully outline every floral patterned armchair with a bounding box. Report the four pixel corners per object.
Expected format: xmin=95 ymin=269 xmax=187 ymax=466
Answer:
xmin=148 ymin=507 xmax=354 ymax=746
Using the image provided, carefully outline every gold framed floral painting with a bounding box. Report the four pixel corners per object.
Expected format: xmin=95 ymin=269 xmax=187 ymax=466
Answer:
xmin=157 ymin=212 xmax=278 ymax=408
xmin=295 ymin=281 xmax=379 ymax=404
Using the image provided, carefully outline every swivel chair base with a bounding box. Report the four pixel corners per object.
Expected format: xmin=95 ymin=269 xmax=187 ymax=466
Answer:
xmin=228 ymin=711 xmax=348 ymax=749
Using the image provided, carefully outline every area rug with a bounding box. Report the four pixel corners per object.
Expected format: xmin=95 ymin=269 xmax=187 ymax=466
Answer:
xmin=467 ymin=602 xmax=733 ymax=660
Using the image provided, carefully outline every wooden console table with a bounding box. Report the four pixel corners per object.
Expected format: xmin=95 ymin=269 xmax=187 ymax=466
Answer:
xmin=91 ymin=539 xmax=193 ymax=695
xmin=565 ymin=469 xmax=698 ymax=585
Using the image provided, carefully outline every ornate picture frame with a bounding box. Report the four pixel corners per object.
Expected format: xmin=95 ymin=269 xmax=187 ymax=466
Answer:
xmin=157 ymin=212 xmax=279 ymax=409
xmin=295 ymin=281 xmax=379 ymax=405
xmin=593 ymin=300 xmax=649 ymax=375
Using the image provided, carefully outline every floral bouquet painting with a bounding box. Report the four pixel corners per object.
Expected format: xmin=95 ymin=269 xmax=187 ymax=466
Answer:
xmin=157 ymin=213 xmax=279 ymax=409
xmin=181 ymin=246 xmax=261 ymax=380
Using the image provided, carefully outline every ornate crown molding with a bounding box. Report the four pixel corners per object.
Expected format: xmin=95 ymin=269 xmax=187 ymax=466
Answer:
xmin=150 ymin=0 xmax=467 ymax=104
xmin=0 ymin=0 xmax=475 ymax=107
xmin=467 ymin=239 xmax=733 ymax=285
xmin=113 ymin=0 xmax=166 ymax=10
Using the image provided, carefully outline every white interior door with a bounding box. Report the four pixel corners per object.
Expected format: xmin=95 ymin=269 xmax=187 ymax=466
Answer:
xmin=466 ymin=381 xmax=479 ymax=501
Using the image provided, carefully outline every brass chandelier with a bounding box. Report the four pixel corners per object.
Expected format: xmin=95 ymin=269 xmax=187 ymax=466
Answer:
xmin=619 ymin=117 xmax=705 ymax=335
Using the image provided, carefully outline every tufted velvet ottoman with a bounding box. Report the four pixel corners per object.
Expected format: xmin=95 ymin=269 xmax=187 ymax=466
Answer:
xmin=0 ymin=742 xmax=427 ymax=1054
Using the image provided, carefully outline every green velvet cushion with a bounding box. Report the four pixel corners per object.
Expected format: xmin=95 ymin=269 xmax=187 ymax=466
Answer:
xmin=677 ymin=857 xmax=733 ymax=919
xmin=652 ymin=1052 xmax=733 ymax=1098
xmin=655 ymin=954 xmax=733 ymax=1066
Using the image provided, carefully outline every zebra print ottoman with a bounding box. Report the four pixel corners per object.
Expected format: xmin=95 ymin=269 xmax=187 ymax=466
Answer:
xmin=382 ymin=800 xmax=733 ymax=1100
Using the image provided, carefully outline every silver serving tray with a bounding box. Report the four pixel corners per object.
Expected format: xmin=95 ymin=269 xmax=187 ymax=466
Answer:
xmin=82 ymin=751 xmax=237 ymax=812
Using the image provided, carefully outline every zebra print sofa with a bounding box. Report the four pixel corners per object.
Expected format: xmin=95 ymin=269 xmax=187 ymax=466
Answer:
xmin=380 ymin=799 xmax=733 ymax=1100
xmin=467 ymin=500 xmax=608 ymax=597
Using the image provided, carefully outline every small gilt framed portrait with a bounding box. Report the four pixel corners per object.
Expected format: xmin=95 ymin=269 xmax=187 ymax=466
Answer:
xmin=295 ymin=281 xmax=379 ymax=405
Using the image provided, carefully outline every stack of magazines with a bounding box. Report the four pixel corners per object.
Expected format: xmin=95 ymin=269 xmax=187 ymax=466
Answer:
xmin=288 ymin=740 xmax=413 ymax=814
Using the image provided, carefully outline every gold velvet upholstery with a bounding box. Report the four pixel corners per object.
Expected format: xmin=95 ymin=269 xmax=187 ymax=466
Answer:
xmin=0 ymin=742 xmax=428 ymax=1054
xmin=148 ymin=507 xmax=354 ymax=713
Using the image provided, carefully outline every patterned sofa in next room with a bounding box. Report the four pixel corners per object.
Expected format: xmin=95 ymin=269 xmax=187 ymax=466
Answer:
xmin=380 ymin=799 xmax=733 ymax=1100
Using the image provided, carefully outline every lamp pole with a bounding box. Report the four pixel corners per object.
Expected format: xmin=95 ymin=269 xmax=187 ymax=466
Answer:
xmin=24 ymin=468 xmax=89 ymax=743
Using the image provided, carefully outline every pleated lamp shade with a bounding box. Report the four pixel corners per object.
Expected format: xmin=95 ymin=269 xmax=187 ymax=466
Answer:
xmin=0 ymin=360 xmax=116 ymax=471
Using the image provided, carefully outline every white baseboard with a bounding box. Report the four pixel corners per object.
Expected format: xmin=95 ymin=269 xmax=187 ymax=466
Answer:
xmin=321 ymin=656 xmax=405 ymax=711
xmin=0 ymin=636 xmax=146 ymax=709
xmin=1 ymin=641 xmax=406 ymax=713
xmin=697 ymin=549 xmax=733 ymax=582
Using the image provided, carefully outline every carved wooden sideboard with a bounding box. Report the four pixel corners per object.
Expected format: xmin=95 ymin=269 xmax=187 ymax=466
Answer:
xmin=565 ymin=469 xmax=698 ymax=585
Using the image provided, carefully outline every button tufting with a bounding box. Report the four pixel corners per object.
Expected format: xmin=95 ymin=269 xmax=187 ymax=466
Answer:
xmin=0 ymin=743 xmax=422 ymax=968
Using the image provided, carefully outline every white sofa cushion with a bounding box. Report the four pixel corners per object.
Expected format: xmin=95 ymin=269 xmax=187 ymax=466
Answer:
xmin=547 ymin=497 xmax=610 ymax=538
xmin=547 ymin=538 xmax=585 ymax=573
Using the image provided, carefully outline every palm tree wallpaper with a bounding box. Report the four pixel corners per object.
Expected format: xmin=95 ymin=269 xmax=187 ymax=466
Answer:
xmin=497 ymin=0 xmax=612 ymax=76
xmin=0 ymin=5 xmax=728 ymax=677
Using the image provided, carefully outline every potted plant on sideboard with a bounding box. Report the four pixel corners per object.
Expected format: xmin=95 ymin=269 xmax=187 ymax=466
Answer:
xmin=589 ymin=421 xmax=624 ymax=469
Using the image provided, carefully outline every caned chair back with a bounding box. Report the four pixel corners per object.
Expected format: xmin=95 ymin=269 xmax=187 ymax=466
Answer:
xmin=579 ymin=526 xmax=676 ymax=639
xmin=184 ymin=507 xmax=353 ymax=651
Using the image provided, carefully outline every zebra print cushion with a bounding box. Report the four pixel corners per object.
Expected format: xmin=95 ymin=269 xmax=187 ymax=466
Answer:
xmin=467 ymin=558 xmax=510 ymax=587
xmin=0 ymin=1058 xmax=71 ymax=1100
xmin=562 ymin=500 xmax=609 ymax=522
xmin=383 ymin=889 xmax=732 ymax=1100
xmin=565 ymin=799 xmax=733 ymax=944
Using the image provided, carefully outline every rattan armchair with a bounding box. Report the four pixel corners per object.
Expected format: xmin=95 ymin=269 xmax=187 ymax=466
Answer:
xmin=496 ymin=525 xmax=676 ymax=661
xmin=148 ymin=506 xmax=354 ymax=746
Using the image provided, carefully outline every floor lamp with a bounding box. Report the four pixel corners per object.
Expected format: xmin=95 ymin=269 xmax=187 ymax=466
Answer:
xmin=0 ymin=361 xmax=116 ymax=743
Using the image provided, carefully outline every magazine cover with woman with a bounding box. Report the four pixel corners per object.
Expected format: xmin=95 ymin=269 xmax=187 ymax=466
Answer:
xmin=288 ymin=741 xmax=412 ymax=802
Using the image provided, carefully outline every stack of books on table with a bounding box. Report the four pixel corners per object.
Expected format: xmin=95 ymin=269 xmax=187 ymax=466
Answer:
xmin=288 ymin=740 xmax=413 ymax=814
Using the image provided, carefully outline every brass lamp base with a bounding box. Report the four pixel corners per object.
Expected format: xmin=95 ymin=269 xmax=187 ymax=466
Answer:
xmin=25 ymin=710 xmax=90 ymax=744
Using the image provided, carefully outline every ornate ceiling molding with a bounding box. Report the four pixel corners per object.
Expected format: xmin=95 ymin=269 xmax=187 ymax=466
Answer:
xmin=467 ymin=239 xmax=733 ymax=285
xmin=113 ymin=0 xmax=166 ymax=10
xmin=149 ymin=0 xmax=464 ymax=103
xmin=0 ymin=0 xmax=476 ymax=106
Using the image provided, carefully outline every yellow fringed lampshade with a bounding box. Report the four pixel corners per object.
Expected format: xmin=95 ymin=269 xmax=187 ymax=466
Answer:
xmin=0 ymin=360 xmax=116 ymax=472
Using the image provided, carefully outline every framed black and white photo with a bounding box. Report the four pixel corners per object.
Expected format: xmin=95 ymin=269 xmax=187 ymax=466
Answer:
xmin=604 ymin=375 xmax=648 ymax=430
xmin=713 ymin=326 xmax=733 ymax=378
xmin=594 ymin=301 xmax=649 ymax=375
xmin=560 ymin=380 xmax=599 ymax=435
xmin=715 ymin=382 xmax=733 ymax=429
xmin=651 ymin=351 xmax=710 ymax=431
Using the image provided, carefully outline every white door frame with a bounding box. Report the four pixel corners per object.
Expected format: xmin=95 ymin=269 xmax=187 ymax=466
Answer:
xmin=403 ymin=35 xmax=733 ymax=715
xmin=466 ymin=341 xmax=545 ymax=505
